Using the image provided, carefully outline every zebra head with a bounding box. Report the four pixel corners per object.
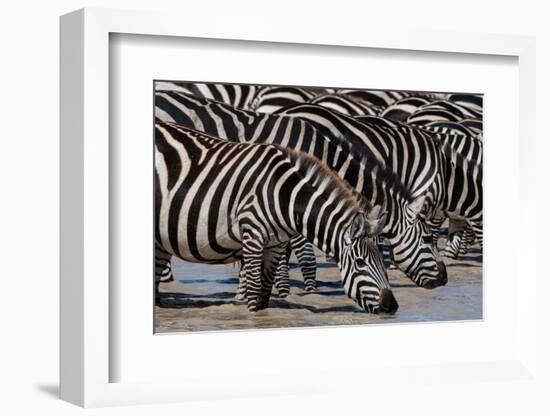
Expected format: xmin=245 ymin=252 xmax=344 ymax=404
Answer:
xmin=388 ymin=196 xmax=448 ymax=289
xmin=339 ymin=207 xmax=398 ymax=314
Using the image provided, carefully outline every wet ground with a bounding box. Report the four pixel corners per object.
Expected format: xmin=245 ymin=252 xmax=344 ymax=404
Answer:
xmin=155 ymin=243 xmax=482 ymax=333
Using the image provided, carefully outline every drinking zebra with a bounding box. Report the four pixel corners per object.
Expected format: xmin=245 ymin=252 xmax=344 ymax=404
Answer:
xmin=276 ymin=104 xmax=482 ymax=254
xmin=155 ymin=121 xmax=396 ymax=313
xmin=415 ymin=126 xmax=483 ymax=256
xmin=348 ymin=115 xmax=483 ymax=258
xmin=277 ymin=104 xmax=446 ymax=209
xmin=155 ymin=91 xmax=447 ymax=290
xmin=351 ymin=116 xmax=483 ymax=257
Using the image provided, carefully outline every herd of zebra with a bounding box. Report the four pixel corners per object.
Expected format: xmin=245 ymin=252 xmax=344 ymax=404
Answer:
xmin=154 ymin=81 xmax=482 ymax=315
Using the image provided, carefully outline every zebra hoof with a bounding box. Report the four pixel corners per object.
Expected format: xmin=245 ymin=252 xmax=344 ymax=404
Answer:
xmin=304 ymin=285 xmax=318 ymax=292
xmin=235 ymin=292 xmax=247 ymax=302
xmin=247 ymin=302 xmax=259 ymax=313
xmin=277 ymin=291 xmax=290 ymax=298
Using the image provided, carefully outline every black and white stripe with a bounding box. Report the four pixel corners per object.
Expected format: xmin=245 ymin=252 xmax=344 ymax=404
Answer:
xmin=412 ymin=125 xmax=482 ymax=255
xmin=155 ymin=81 xmax=260 ymax=110
xmin=336 ymin=89 xmax=411 ymax=109
xmin=380 ymin=96 xmax=431 ymax=123
xmin=406 ymin=99 xmax=483 ymax=130
xmin=250 ymin=86 xmax=322 ymax=113
xmin=308 ymin=93 xmax=378 ymax=116
xmin=447 ymin=94 xmax=483 ymax=114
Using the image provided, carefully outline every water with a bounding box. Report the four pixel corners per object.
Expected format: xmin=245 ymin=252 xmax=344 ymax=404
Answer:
xmin=155 ymin=248 xmax=482 ymax=333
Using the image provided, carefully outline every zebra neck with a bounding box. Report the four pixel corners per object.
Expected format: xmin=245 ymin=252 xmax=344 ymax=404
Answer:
xmin=289 ymin=192 xmax=350 ymax=264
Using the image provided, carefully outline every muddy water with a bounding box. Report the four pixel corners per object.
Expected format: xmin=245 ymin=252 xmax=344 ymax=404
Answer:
xmin=155 ymin=247 xmax=482 ymax=333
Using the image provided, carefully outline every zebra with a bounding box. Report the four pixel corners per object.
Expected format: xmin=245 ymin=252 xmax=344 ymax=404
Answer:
xmin=422 ymin=120 xmax=478 ymax=139
xmin=354 ymin=115 xmax=400 ymax=129
xmin=380 ymin=96 xmax=431 ymax=123
xmin=154 ymin=81 xmax=260 ymax=110
xmin=155 ymin=121 xmax=397 ymax=313
xmin=426 ymin=140 xmax=483 ymax=250
xmin=441 ymin=219 xmax=476 ymax=259
xmin=352 ymin=117 xmax=483 ymax=257
xmin=460 ymin=119 xmax=483 ymax=135
xmin=276 ymin=103 xmax=482 ymax=255
xmin=435 ymin=138 xmax=483 ymax=255
xmin=249 ymin=86 xmax=322 ymax=113
xmin=406 ymin=99 xmax=483 ymax=129
xmin=447 ymin=93 xmax=483 ymax=114
xmin=405 ymin=125 xmax=482 ymax=256
xmin=155 ymin=90 xmax=333 ymax=293
xmin=425 ymin=127 xmax=482 ymax=165
xmin=336 ymin=89 xmax=411 ymax=109
xmin=406 ymin=106 xmax=462 ymax=125
xmin=155 ymin=91 xmax=447 ymax=290
xmin=419 ymin=99 xmax=483 ymax=120
xmin=308 ymin=93 xmax=378 ymax=116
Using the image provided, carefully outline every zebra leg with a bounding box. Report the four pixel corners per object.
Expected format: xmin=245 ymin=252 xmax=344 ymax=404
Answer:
xmin=376 ymin=235 xmax=395 ymax=269
xmin=258 ymin=244 xmax=288 ymax=310
xmin=459 ymin=227 xmax=475 ymax=255
xmin=388 ymin=247 xmax=398 ymax=270
xmin=290 ymin=236 xmax=318 ymax=292
xmin=241 ymin=230 xmax=265 ymax=313
xmin=273 ymin=244 xmax=291 ymax=298
xmin=443 ymin=219 xmax=468 ymax=258
xmin=443 ymin=230 xmax=463 ymax=258
xmin=155 ymin=245 xmax=173 ymax=302
xmin=426 ymin=216 xmax=446 ymax=248
xmin=379 ymin=237 xmax=399 ymax=270
xmin=155 ymin=245 xmax=174 ymax=283
xmin=470 ymin=221 xmax=483 ymax=251
xmin=235 ymin=260 xmax=247 ymax=301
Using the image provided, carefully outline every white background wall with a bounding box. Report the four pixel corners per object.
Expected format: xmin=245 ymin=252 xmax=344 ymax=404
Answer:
xmin=0 ymin=0 xmax=548 ymax=414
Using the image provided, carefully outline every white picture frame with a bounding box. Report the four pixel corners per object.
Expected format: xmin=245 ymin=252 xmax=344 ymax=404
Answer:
xmin=60 ymin=7 xmax=538 ymax=408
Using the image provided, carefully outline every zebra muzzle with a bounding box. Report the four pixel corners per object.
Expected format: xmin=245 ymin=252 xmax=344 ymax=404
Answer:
xmin=378 ymin=288 xmax=399 ymax=313
xmin=423 ymin=263 xmax=448 ymax=289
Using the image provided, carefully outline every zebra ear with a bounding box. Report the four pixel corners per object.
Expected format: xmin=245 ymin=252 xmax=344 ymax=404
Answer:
xmin=408 ymin=195 xmax=426 ymax=218
xmin=344 ymin=213 xmax=366 ymax=244
xmin=365 ymin=205 xmax=387 ymax=236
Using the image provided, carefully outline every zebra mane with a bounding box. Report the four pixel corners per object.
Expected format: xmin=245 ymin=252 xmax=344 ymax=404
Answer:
xmin=283 ymin=148 xmax=370 ymax=213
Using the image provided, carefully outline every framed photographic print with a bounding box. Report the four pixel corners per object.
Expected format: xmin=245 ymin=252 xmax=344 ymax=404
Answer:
xmin=153 ymin=79 xmax=482 ymax=333
xmin=60 ymin=7 xmax=538 ymax=408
